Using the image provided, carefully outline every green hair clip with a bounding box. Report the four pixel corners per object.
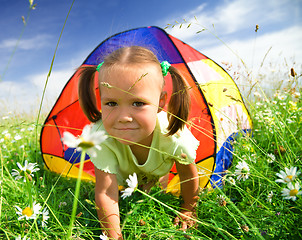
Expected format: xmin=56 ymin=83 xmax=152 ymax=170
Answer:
xmin=96 ymin=61 xmax=104 ymax=72
xmin=161 ymin=61 xmax=171 ymax=76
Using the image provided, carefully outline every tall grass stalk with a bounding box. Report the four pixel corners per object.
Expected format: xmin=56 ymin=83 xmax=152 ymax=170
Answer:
xmin=35 ymin=0 xmax=75 ymax=162
xmin=67 ymin=150 xmax=86 ymax=239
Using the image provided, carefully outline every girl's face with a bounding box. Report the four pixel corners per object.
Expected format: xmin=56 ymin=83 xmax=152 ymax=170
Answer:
xmin=99 ymin=63 xmax=166 ymax=146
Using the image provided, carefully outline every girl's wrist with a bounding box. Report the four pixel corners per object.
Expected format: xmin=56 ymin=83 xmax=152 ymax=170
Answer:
xmin=181 ymin=196 xmax=199 ymax=211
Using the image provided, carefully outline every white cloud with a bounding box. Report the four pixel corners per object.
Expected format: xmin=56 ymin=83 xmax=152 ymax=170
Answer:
xmin=0 ymin=68 xmax=74 ymax=114
xmin=0 ymin=34 xmax=52 ymax=50
xmin=164 ymin=0 xmax=298 ymax=42
xmin=162 ymin=0 xmax=301 ymax=69
xmin=0 ymin=80 xmax=41 ymax=114
xmin=203 ymin=26 xmax=302 ymax=68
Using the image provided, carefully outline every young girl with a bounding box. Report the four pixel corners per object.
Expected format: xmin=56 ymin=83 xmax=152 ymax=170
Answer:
xmin=78 ymin=46 xmax=200 ymax=239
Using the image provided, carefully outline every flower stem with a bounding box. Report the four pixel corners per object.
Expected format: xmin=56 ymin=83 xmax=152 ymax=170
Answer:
xmin=66 ymin=150 xmax=86 ymax=239
xmin=25 ymin=174 xmax=33 ymax=209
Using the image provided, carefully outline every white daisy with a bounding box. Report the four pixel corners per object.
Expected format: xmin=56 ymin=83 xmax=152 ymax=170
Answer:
xmin=267 ymin=153 xmax=276 ymax=163
xmin=41 ymin=207 xmax=50 ymax=227
xmin=121 ymin=173 xmax=138 ymax=199
xmin=11 ymin=160 xmax=40 ymax=182
xmin=14 ymin=134 xmax=22 ymax=141
xmin=281 ymin=182 xmax=302 ymax=201
xmin=62 ymin=124 xmax=107 ymax=157
xmin=15 ymin=235 xmax=29 ymax=240
xmin=15 ymin=202 xmax=42 ymax=220
xmin=2 ymin=130 xmax=9 ymax=135
xmin=99 ymin=233 xmax=109 ymax=240
xmin=226 ymin=176 xmax=236 ymax=185
xmin=275 ymin=166 xmax=301 ymax=184
xmin=235 ymin=161 xmax=250 ymax=181
xmin=267 ymin=191 xmax=273 ymax=203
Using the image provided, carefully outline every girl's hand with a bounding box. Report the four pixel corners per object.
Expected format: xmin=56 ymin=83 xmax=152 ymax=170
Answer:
xmin=173 ymin=208 xmax=197 ymax=230
xmin=174 ymin=162 xmax=200 ymax=231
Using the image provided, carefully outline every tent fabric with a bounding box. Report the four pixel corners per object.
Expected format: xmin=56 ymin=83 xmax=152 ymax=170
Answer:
xmin=40 ymin=26 xmax=252 ymax=195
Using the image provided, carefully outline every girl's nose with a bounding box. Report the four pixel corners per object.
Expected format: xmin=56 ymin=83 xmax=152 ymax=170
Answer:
xmin=118 ymin=109 xmax=132 ymax=123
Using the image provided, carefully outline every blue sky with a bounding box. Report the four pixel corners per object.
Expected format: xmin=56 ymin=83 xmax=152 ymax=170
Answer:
xmin=0 ymin=0 xmax=301 ymax=114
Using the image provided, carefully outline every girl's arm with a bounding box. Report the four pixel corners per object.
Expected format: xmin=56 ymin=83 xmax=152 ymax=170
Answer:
xmin=94 ymin=167 xmax=123 ymax=239
xmin=174 ymin=162 xmax=199 ymax=230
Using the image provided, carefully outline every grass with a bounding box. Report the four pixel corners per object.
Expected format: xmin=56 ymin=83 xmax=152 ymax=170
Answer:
xmin=0 ymin=66 xmax=301 ymax=239
xmin=1 ymin=3 xmax=302 ymax=239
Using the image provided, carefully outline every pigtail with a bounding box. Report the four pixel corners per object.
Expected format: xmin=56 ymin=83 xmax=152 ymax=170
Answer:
xmin=78 ymin=66 xmax=102 ymax=122
xmin=166 ymin=66 xmax=190 ymax=136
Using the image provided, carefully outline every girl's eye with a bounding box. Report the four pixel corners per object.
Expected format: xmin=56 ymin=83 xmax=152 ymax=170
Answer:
xmin=105 ymin=102 xmax=117 ymax=107
xmin=133 ymin=102 xmax=145 ymax=107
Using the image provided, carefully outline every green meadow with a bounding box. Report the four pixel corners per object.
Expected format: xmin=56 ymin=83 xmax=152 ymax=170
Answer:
xmin=1 ymin=3 xmax=301 ymax=240
xmin=1 ymin=57 xmax=301 ymax=240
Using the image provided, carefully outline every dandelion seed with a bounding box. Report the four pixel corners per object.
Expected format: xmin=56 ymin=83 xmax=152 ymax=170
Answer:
xmin=235 ymin=161 xmax=250 ymax=181
xmin=281 ymin=182 xmax=302 ymax=201
xmin=15 ymin=202 xmax=42 ymax=220
xmin=11 ymin=160 xmax=40 ymax=182
xmin=62 ymin=124 xmax=107 ymax=157
xmin=121 ymin=173 xmax=138 ymax=199
xmin=275 ymin=166 xmax=301 ymax=184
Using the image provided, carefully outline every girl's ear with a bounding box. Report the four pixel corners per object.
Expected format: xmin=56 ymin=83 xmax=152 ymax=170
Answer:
xmin=158 ymin=91 xmax=167 ymax=113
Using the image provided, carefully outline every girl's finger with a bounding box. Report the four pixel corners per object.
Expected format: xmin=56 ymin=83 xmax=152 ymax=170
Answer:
xmin=174 ymin=216 xmax=180 ymax=226
xmin=180 ymin=220 xmax=188 ymax=231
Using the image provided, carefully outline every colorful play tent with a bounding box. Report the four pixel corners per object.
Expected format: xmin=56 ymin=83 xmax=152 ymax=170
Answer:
xmin=40 ymin=26 xmax=252 ymax=195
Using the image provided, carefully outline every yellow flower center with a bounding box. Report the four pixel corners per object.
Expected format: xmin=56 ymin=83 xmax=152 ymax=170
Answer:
xmin=289 ymin=189 xmax=298 ymax=196
xmin=78 ymin=140 xmax=94 ymax=149
xmin=22 ymin=207 xmax=33 ymax=217
xmin=241 ymin=167 xmax=248 ymax=174
xmin=286 ymin=175 xmax=293 ymax=181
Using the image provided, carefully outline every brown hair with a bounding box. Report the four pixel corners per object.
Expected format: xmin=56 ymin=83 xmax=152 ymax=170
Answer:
xmin=78 ymin=46 xmax=190 ymax=136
